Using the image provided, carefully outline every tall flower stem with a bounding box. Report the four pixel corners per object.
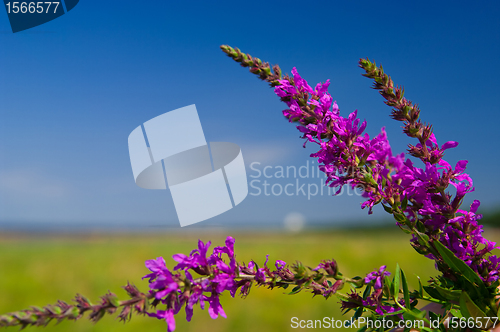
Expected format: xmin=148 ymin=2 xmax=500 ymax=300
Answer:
xmin=0 ymin=284 xmax=151 ymax=328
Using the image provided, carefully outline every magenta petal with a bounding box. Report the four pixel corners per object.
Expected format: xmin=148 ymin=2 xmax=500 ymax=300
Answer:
xmin=455 ymin=160 xmax=468 ymax=173
xmin=185 ymin=305 xmax=193 ymax=322
xmin=172 ymin=254 xmax=187 ymax=263
xmin=208 ymin=306 xmax=217 ymax=319
xmin=441 ymin=141 xmax=459 ymax=151
xmin=470 ymin=200 xmax=480 ymax=214
xmin=297 ymin=126 xmax=310 ymax=133
xmin=207 ymin=295 xmax=226 ymax=319
xmin=165 ymin=310 xmax=176 ymax=332
xmin=275 ymin=260 xmax=286 ymax=270
xmin=374 ymin=277 xmax=382 ymax=289
xmin=145 ymin=257 xmax=166 ymax=271
xmin=428 ymin=133 xmax=437 ymax=144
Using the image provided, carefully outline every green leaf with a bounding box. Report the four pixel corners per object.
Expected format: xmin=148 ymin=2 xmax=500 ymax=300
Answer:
xmin=423 ymin=286 xmax=447 ymax=301
xmin=353 ymin=306 xmax=363 ymax=321
xmin=403 ymin=308 xmax=426 ymax=320
xmin=358 ymin=325 xmax=368 ymax=332
xmin=459 ymin=291 xmax=486 ymax=319
xmin=398 ymin=224 xmax=413 ymax=234
xmin=428 ymin=310 xmax=440 ymax=322
xmin=420 ymin=328 xmax=435 ymax=332
xmin=362 ymin=284 xmax=371 ymax=300
xmin=401 ymin=269 xmax=410 ymax=309
xmin=68 ymin=307 xmax=80 ymax=319
xmin=51 ymin=306 xmax=62 ymax=315
xmin=383 ymin=275 xmax=392 ymax=298
xmin=401 ymin=195 xmax=408 ymax=211
xmin=416 ymin=220 xmax=426 ymax=233
xmin=450 ymin=308 xmax=463 ymax=318
xmin=393 ymin=264 xmax=401 ymax=301
xmin=412 ymin=308 xmax=427 ymax=320
xmin=382 ymin=204 xmax=393 ymax=214
xmin=393 ymin=212 xmax=406 ymax=223
xmin=348 ymin=276 xmax=364 ymax=288
xmin=303 ymin=279 xmax=313 ymax=288
xmin=335 ymin=292 xmax=350 ymax=302
xmin=288 ymin=286 xmax=302 ymax=295
xmin=417 ymin=276 xmax=423 ymax=297
xmin=435 ymin=285 xmax=462 ymax=301
xmin=433 ymin=241 xmax=486 ymax=294
xmin=108 ymin=294 xmax=120 ymax=307
xmin=415 ymin=231 xmax=429 ymax=246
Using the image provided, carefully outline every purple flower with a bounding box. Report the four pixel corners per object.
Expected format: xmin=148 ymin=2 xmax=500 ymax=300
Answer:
xmin=275 ymin=260 xmax=286 ymax=270
xmin=148 ymin=309 xmax=176 ymax=332
xmin=313 ymin=260 xmax=338 ymax=276
xmin=212 ymin=236 xmax=235 ymax=259
xmin=365 ymin=266 xmax=391 ymax=289
xmin=143 ymin=257 xmax=169 ymax=281
xmin=247 ymin=260 xmax=255 ymax=270
xmin=172 ymin=253 xmax=197 ymax=271
xmin=204 ymin=294 xmax=226 ymax=319
xmin=173 ymin=239 xmax=213 ymax=275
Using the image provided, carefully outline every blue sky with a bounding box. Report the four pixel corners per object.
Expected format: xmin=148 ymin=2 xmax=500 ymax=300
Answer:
xmin=0 ymin=1 xmax=499 ymax=229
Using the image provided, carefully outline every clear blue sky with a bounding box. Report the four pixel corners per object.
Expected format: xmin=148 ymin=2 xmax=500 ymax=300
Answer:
xmin=0 ymin=1 xmax=499 ymax=229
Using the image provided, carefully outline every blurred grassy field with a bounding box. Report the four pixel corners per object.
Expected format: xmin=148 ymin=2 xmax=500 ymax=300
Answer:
xmin=1 ymin=227 xmax=499 ymax=332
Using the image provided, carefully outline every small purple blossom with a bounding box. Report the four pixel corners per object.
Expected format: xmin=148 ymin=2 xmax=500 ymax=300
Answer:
xmin=365 ymin=266 xmax=391 ymax=290
xmin=147 ymin=309 xmax=176 ymax=332
xmin=275 ymin=260 xmax=286 ymax=270
xmin=313 ymin=259 xmax=338 ymax=276
xmin=204 ymin=294 xmax=226 ymax=319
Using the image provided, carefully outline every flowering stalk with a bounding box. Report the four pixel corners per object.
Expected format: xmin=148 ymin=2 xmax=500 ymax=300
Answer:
xmin=221 ymin=44 xmax=498 ymax=282
xmin=0 ymin=237 xmax=373 ymax=331
xmin=358 ymin=59 xmax=497 ymax=283
xmin=0 ymin=284 xmax=150 ymax=328
xmin=0 ymin=235 xmax=496 ymax=331
xmin=221 ymin=45 xmax=500 ymax=329
xmin=143 ymin=237 xmax=354 ymax=332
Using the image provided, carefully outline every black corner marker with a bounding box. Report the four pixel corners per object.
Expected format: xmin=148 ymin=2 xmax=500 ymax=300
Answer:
xmin=64 ymin=0 xmax=78 ymax=12
xmin=3 ymin=0 xmax=79 ymax=33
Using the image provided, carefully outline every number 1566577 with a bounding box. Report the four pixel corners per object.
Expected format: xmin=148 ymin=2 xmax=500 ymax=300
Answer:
xmin=5 ymin=2 xmax=60 ymax=14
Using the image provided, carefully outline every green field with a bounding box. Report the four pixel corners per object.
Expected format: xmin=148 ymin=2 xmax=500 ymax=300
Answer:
xmin=1 ymin=227 xmax=499 ymax=332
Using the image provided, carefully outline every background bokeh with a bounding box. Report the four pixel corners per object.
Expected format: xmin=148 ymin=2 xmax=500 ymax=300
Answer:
xmin=6 ymin=228 xmax=500 ymax=332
